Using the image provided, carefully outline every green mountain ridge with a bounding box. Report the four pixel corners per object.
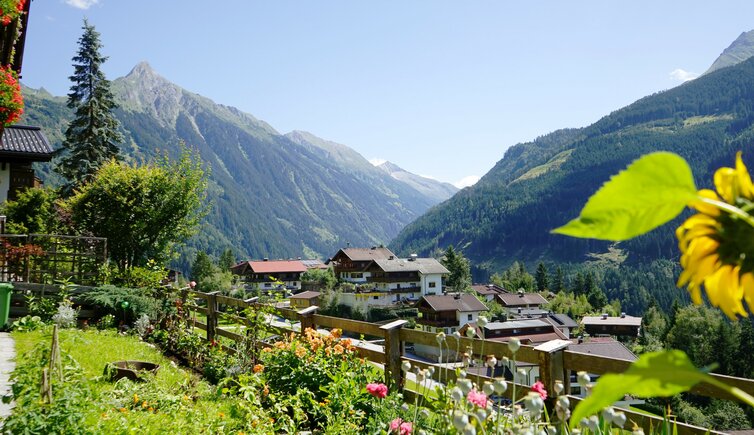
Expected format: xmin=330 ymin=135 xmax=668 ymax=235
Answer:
xmin=390 ymin=55 xmax=754 ymax=313
xmin=21 ymin=62 xmax=449 ymax=270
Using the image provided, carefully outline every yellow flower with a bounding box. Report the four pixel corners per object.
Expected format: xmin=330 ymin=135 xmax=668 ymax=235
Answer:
xmin=678 ymin=152 xmax=754 ymax=319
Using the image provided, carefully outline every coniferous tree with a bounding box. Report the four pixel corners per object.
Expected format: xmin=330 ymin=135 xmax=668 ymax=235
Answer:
xmin=441 ymin=245 xmax=471 ymax=293
xmin=552 ymin=266 xmax=565 ymax=293
xmin=191 ymin=251 xmax=216 ymax=283
xmin=535 ymin=262 xmax=549 ymax=292
xmin=55 ymin=19 xmax=122 ymax=194
xmin=218 ymin=248 xmax=235 ymax=270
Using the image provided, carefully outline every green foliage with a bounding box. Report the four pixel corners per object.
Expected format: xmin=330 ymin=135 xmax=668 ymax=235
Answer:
xmin=55 ymin=19 xmax=123 ymax=194
xmin=1 ymin=187 xmax=63 ymax=234
xmin=218 ymin=248 xmax=235 ymax=270
xmin=553 ymin=152 xmax=697 ymax=241
xmin=10 ymin=315 xmax=45 ymax=332
xmin=110 ymin=261 xmax=166 ymax=289
xmin=545 ymin=291 xmax=593 ymax=320
xmin=190 ymin=251 xmax=215 ymax=282
xmin=492 ymin=261 xmax=535 ymax=293
xmin=301 ymin=267 xmax=336 ymax=291
xmin=535 ymin=262 xmax=549 ymax=291
xmin=569 ymin=350 xmax=744 ymax=428
xmin=441 ymin=245 xmax=471 ymax=292
xmin=664 ymin=305 xmax=723 ymax=369
xmin=76 ymin=285 xmax=161 ymax=325
xmin=66 ymin=146 xmax=208 ymax=270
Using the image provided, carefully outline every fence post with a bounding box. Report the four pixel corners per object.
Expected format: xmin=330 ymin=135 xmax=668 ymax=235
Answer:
xmin=297 ymin=306 xmax=319 ymax=333
xmin=206 ymin=291 xmax=220 ymax=342
xmin=534 ymin=339 xmax=570 ymax=405
xmin=380 ymin=319 xmax=408 ymax=390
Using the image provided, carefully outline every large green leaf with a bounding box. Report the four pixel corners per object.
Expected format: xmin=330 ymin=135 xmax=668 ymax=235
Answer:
xmin=569 ymin=350 xmax=754 ymax=428
xmin=552 ymin=152 xmax=697 ymax=241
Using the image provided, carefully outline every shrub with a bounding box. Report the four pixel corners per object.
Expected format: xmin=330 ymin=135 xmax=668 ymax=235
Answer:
xmin=76 ymin=285 xmax=160 ymax=324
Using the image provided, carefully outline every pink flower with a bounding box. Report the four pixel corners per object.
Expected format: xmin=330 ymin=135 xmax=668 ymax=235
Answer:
xmin=389 ymin=418 xmax=413 ymax=434
xmin=366 ymin=382 xmax=388 ymax=398
xmin=466 ymin=389 xmax=488 ymax=408
xmin=390 ymin=418 xmax=402 ymax=431
xmin=532 ymin=381 xmax=548 ymax=400
xmin=399 ymin=421 xmax=413 ymax=434
xmin=189 ymin=281 xmax=196 ymax=288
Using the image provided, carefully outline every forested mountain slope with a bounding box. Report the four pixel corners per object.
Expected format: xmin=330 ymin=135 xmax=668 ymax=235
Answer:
xmin=21 ymin=62 xmax=445 ymax=269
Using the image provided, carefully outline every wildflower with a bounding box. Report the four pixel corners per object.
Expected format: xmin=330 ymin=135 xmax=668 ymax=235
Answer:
xmin=331 ymin=328 xmax=342 ymax=339
xmin=399 ymin=421 xmax=413 ymax=434
xmin=133 ymin=393 xmax=139 ymax=403
xmin=263 ymin=384 xmax=269 ymax=396
xmin=677 ymin=152 xmax=754 ymax=319
xmin=466 ymin=389 xmax=488 ymax=408
xmin=295 ymin=346 xmax=307 ymax=358
xmin=253 ymin=364 xmax=264 ymax=373
xmin=366 ymin=382 xmax=388 ymax=398
xmin=119 ymin=407 xmax=128 ymax=413
xmin=531 ymin=380 xmax=548 ymax=400
xmin=333 ymin=344 xmax=344 ymax=354
xmin=218 ymin=411 xmax=225 ymax=418
xmin=390 ymin=418 xmax=403 ymax=431
xmin=142 ymin=401 xmax=148 ymax=408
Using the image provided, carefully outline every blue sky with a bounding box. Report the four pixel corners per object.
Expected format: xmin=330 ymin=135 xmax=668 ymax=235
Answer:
xmin=21 ymin=1 xmax=754 ymax=187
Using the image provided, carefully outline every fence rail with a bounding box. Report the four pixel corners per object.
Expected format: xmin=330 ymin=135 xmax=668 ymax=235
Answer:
xmin=179 ymin=288 xmax=750 ymax=435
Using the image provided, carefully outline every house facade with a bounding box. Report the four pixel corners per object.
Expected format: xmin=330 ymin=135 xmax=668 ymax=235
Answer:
xmin=0 ymin=126 xmax=53 ymax=203
xmin=496 ymin=290 xmax=549 ymax=309
xmin=581 ymin=313 xmax=642 ymax=337
xmin=413 ymin=293 xmax=488 ymax=361
xmin=231 ymin=259 xmax=308 ymax=292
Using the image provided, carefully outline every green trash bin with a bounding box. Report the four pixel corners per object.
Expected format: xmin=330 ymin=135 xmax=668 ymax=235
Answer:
xmin=0 ymin=283 xmax=12 ymax=328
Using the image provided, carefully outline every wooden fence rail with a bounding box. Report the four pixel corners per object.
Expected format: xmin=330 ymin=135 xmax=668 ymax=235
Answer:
xmin=180 ymin=288 xmax=751 ymax=435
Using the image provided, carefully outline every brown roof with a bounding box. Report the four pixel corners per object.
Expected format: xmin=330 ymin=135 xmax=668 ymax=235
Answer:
xmin=496 ymin=292 xmax=548 ymax=306
xmin=471 ymin=284 xmax=506 ymax=296
xmin=333 ymin=247 xmax=396 ymax=262
xmin=290 ymin=291 xmax=320 ymax=300
xmin=568 ymin=337 xmax=637 ymax=361
xmin=0 ymin=125 xmax=53 ymax=161
xmin=581 ymin=315 xmax=642 ymax=327
xmin=489 ymin=331 xmax=567 ymax=345
xmin=418 ymin=294 xmax=487 ymax=313
xmin=232 ymin=260 xmax=307 ymax=274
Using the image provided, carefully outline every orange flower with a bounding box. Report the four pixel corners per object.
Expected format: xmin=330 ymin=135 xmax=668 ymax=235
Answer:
xmin=263 ymin=384 xmax=269 ymax=396
xmin=330 ymin=328 xmax=342 ymax=339
xmin=333 ymin=344 xmax=344 ymax=354
xmin=295 ymin=346 xmax=307 ymax=358
xmin=253 ymin=364 xmax=264 ymax=373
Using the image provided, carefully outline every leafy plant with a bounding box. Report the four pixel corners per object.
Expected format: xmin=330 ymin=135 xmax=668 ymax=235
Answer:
xmin=76 ymin=285 xmax=160 ymax=324
xmin=10 ymin=315 xmax=44 ymax=332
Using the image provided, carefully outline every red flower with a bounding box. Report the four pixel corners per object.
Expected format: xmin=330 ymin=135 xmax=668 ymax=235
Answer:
xmin=531 ymin=380 xmax=548 ymax=400
xmin=466 ymin=389 xmax=488 ymax=407
xmin=0 ymin=65 xmax=22 ymax=126
xmin=366 ymin=382 xmax=388 ymax=398
xmin=389 ymin=418 xmax=412 ymax=434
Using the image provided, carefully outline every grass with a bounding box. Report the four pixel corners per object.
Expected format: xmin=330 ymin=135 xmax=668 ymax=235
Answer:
xmin=8 ymin=327 xmax=246 ymax=434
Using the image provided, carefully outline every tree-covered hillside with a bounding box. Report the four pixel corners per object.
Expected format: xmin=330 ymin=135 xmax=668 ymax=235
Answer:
xmin=391 ymin=57 xmax=754 ymax=313
xmin=21 ymin=62 xmax=447 ymax=271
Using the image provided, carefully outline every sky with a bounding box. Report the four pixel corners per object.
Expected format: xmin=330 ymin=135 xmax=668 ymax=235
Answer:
xmin=19 ymin=1 xmax=754 ymax=188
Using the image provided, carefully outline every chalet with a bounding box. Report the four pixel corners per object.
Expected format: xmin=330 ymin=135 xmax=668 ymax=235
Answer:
xmin=413 ymin=293 xmax=487 ymax=361
xmin=328 ymin=246 xmax=396 ymax=284
xmin=508 ymin=308 xmax=578 ymax=338
xmin=415 ymin=293 xmax=487 ymax=334
xmin=460 ymin=319 xmax=569 ymax=346
xmin=581 ymin=313 xmax=642 ymax=337
xmin=496 ymin=290 xmax=548 ymax=309
xmin=289 ymin=291 xmax=320 ymax=309
xmin=231 ymin=259 xmax=308 ymax=292
xmin=471 ymin=284 xmax=507 ymax=302
xmin=0 ymin=126 xmax=53 ymax=203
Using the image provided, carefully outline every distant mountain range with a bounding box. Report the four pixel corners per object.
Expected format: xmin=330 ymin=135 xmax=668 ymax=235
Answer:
xmin=390 ymin=31 xmax=754 ymax=312
xmin=21 ymin=62 xmax=456 ymax=270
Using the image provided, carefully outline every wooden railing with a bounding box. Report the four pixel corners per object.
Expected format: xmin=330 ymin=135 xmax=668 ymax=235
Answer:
xmin=181 ymin=288 xmax=753 ymax=435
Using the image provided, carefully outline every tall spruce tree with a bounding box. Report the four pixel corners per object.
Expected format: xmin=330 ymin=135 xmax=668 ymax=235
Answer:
xmin=55 ymin=19 xmax=122 ymax=194
xmin=441 ymin=245 xmax=471 ymax=293
xmin=535 ymin=262 xmax=549 ymax=292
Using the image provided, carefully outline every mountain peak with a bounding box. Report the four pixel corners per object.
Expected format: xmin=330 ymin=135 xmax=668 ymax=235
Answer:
xmin=705 ymin=30 xmax=754 ymax=75
xmin=127 ymin=61 xmax=157 ymax=78
xmin=377 ymin=160 xmax=403 ymax=173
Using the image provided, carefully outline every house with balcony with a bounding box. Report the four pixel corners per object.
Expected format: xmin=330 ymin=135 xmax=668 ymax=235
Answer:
xmin=413 ymin=293 xmax=488 ymax=360
xmin=328 ymin=247 xmax=449 ymax=313
xmin=0 ymin=126 xmax=53 ymax=203
xmin=496 ymin=290 xmax=548 ymax=309
xmin=471 ymin=283 xmax=507 ymax=302
xmin=231 ymin=259 xmax=308 ymax=293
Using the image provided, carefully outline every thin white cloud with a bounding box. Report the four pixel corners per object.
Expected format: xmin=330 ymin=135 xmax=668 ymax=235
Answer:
xmin=45 ymin=15 xmax=55 ymax=21
xmin=369 ymin=158 xmax=387 ymax=166
xmin=454 ymin=175 xmax=480 ymax=189
xmin=65 ymin=0 xmax=99 ymax=10
xmin=669 ymin=68 xmax=699 ymax=82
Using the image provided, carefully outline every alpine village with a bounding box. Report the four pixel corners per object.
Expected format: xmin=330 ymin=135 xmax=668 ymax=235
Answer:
xmin=0 ymin=2 xmax=752 ymax=434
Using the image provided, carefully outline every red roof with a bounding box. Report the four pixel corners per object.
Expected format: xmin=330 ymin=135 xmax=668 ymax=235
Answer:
xmin=233 ymin=260 xmax=307 ymax=274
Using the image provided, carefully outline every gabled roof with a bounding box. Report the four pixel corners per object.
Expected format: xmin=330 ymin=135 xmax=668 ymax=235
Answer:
xmin=330 ymin=246 xmax=396 ymax=262
xmin=417 ymin=294 xmax=487 ymax=313
xmin=568 ymin=337 xmax=637 ymax=361
xmin=0 ymin=125 xmax=53 ymax=161
xmin=290 ymin=291 xmax=321 ymax=300
xmin=231 ymin=260 xmax=307 ymax=274
xmin=371 ymin=257 xmax=449 ymax=275
xmin=301 ymin=259 xmax=328 ymax=269
xmin=581 ymin=315 xmax=642 ymax=327
xmin=497 ymin=292 xmax=548 ymax=306
xmin=471 ymin=284 xmax=507 ymax=296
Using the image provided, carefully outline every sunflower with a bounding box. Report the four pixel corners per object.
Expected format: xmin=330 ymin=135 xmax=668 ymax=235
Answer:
xmin=677 ymin=152 xmax=754 ymax=319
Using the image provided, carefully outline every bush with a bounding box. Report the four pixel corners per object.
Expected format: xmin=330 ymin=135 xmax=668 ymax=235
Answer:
xmin=76 ymin=285 xmax=160 ymax=325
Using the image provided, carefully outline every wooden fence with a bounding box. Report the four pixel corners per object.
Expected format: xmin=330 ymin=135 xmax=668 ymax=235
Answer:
xmin=180 ymin=288 xmax=754 ymax=435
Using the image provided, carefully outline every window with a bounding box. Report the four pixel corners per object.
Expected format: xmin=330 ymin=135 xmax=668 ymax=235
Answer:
xmin=352 ymin=272 xmax=363 ymax=278
xmin=373 ymin=296 xmax=379 ymax=300
xmin=467 ymin=314 xmax=473 ymax=321
xmin=429 ymin=282 xmax=436 ymax=288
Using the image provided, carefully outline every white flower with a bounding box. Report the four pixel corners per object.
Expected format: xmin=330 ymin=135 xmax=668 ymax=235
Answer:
xmin=485 ymin=355 xmax=497 ymax=368
xmin=477 ymin=316 xmax=488 ymax=329
xmin=613 ymin=411 xmax=627 ymax=428
xmin=577 ymin=371 xmax=590 ymax=387
xmin=508 ymin=338 xmax=521 ymax=353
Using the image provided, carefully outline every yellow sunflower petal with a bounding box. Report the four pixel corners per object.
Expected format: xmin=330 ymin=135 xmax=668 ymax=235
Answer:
xmin=718 ymin=266 xmax=747 ymax=320
xmin=687 ymin=281 xmax=703 ymax=305
xmin=688 ymin=189 xmax=722 ymax=217
xmin=736 ymin=152 xmax=754 ymax=200
xmin=742 ymin=272 xmax=754 ymax=315
xmin=714 ymin=167 xmax=738 ymax=204
xmin=703 ymin=265 xmax=728 ymax=308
